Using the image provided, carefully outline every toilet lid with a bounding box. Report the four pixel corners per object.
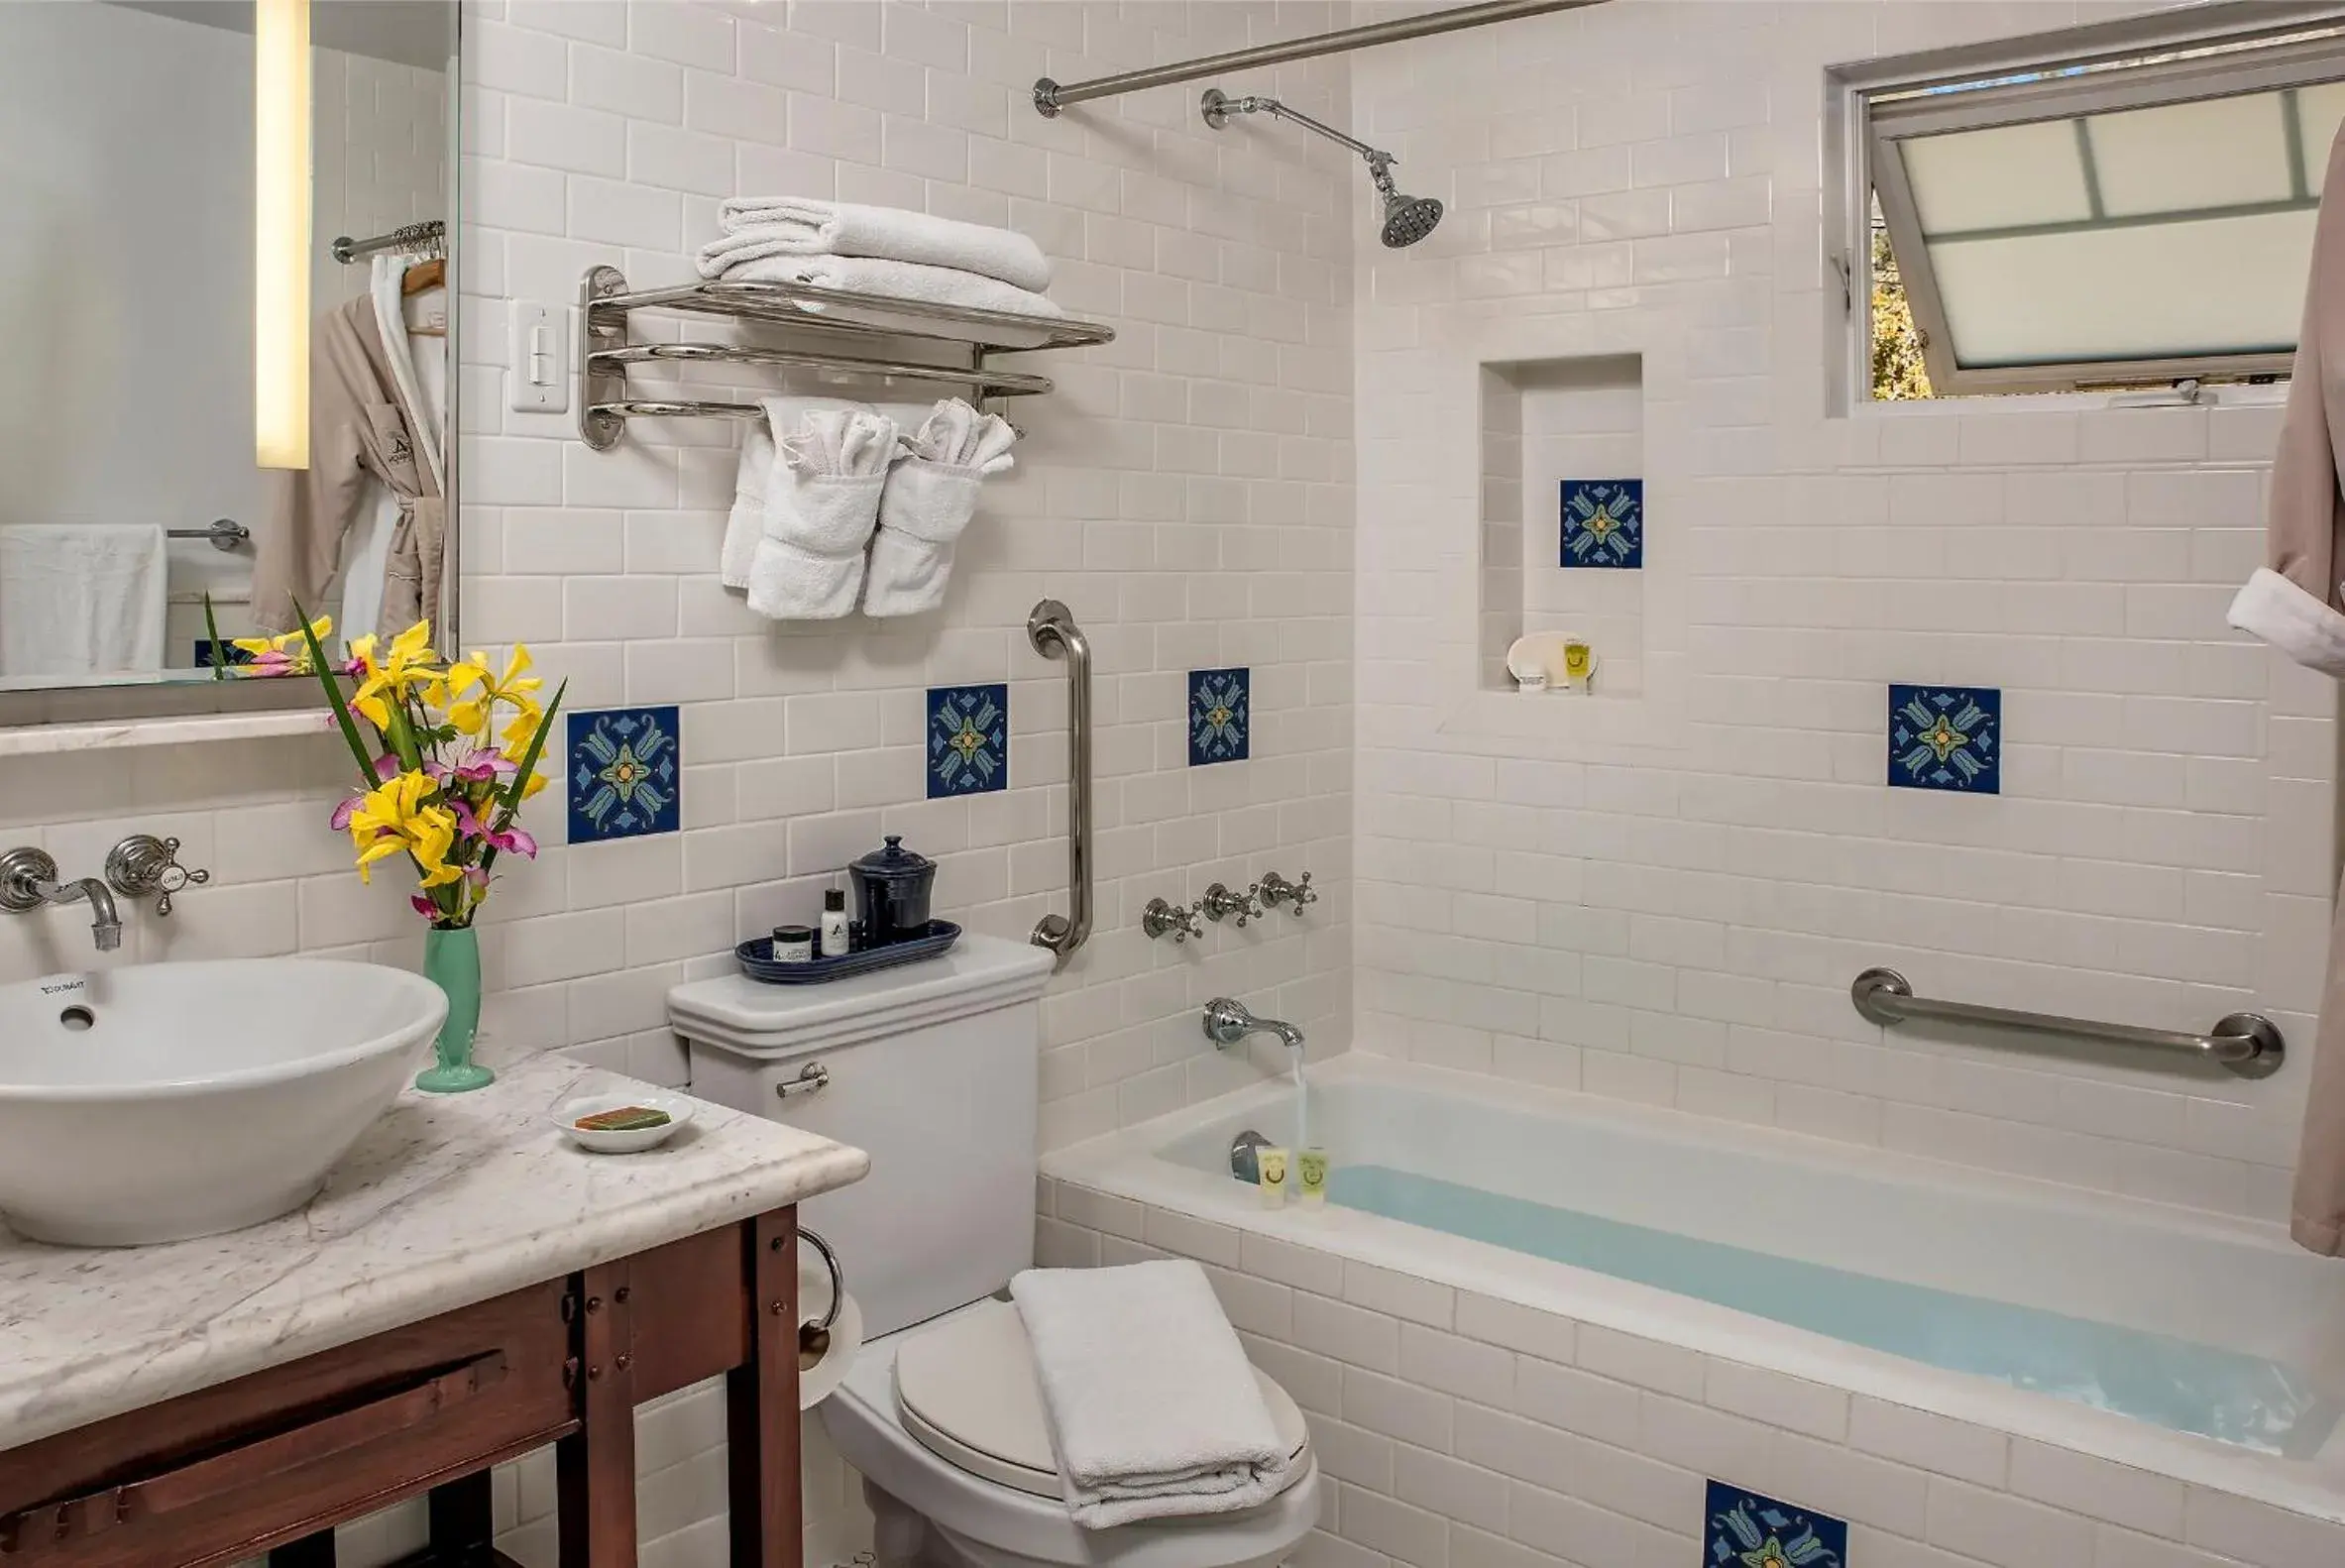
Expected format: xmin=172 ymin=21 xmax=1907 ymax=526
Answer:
xmin=893 ymin=1298 xmax=1310 ymax=1501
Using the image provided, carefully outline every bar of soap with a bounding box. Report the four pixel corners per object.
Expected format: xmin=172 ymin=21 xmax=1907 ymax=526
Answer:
xmin=574 ymin=1105 xmax=673 ymax=1133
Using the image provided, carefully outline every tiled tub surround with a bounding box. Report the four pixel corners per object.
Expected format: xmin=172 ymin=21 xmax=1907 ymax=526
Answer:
xmin=1042 ymin=1058 xmax=2345 ymax=1568
xmin=1350 ymin=0 xmax=2332 ymax=1222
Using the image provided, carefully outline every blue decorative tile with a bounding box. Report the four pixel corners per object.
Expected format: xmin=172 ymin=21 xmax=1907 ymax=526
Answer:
xmin=1560 ymin=478 xmax=1643 ymax=569
xmin=1889 ymin=683 xmax=2001 ymax=794
xmin=567 ymin=706 xmax=681 ymax=841
xmin=929 ymin=684 xmax=1009 ymax=798
xmin=1189 ymin=667 xmax=1250 ymax=766
xmin=1705 ymin=1481 xmax=1845 ymax=1568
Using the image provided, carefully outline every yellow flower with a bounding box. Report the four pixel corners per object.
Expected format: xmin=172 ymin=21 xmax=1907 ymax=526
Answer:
xmin=440 ymin=646 xmax=542 ymax=737
xmin=346 ymin=770 xmax=463 ymax=886
xmin=232 ymin=616 xmax=333 ymax=675
xmin=349 ymin=620 xmax=441 ymax=729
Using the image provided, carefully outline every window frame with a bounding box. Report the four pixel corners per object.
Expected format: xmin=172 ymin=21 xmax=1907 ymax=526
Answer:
xmin=1838 ymin=5 xmax=2345 ymax=400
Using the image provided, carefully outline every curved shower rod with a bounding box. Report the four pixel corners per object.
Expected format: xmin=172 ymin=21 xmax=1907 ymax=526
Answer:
xmin=1033 ymin=0 xmax=1604 ymax=117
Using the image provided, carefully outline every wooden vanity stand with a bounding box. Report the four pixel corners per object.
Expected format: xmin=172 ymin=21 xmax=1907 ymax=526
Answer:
xmin=0 ymin=1209 xmax=802 ymax=1568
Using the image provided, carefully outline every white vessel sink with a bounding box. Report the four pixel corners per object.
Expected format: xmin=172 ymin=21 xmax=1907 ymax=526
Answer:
xmin=0 ymin=959 xmax=445 ymax=1246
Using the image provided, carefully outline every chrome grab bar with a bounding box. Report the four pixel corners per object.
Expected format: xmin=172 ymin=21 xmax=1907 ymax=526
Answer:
xmin=1850 ymin=966 xmax=2285 ymax=1079
xmin=1029 ymin=600 xmax=1092 ymax=961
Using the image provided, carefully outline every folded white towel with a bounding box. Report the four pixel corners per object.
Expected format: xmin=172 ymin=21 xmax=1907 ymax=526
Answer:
xmin=0 ymin=525 xmax=168 ymax=679
xmin=717 ymin=254 xmax=1066 ymax=338
xmin=864 ymin=399 xmax=1017 ymax=618
xmin=745 ymin=403 xmax=896 ymax=621
xmin=1011 ymin=1261 xmax=1291 ymax=1529
xmin=707 ymin=198 xmax=1053 ymax=293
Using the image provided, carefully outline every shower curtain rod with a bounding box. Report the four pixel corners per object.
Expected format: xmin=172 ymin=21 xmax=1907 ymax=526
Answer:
xmin=1034 ymin=0 xmax=1605 ymax=117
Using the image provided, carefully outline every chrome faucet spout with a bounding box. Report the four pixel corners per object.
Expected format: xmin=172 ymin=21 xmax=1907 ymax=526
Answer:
xmin=0 ymin=848 xmax=124 ymax=952
xmin=41 ymin=877 xmax=123 ymax=952
xmin=1202 ymin=997 xmax=1304 ymax=1053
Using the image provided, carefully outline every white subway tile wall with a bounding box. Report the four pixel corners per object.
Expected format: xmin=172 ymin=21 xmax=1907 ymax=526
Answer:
xmin=1042 ymin=1177 xmax=2345 ymax=1568
xmin=0 ymin=0 xmax=1355 ymax=1136
xmin=1348 ymin=0 xmax=2330 ymax=1221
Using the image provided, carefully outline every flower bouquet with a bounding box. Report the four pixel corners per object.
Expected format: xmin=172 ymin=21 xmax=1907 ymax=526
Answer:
xmin=292 ymin=611 xmax=566 ymax=1093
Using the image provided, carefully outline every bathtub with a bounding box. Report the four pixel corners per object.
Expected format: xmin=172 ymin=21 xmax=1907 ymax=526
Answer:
xmin=1042 ymin=1056 xmax=2345 ymax=1562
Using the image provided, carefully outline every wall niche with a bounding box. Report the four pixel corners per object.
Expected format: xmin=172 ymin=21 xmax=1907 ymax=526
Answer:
xmin=1477 ymin=354 xmax=1646 ymax=696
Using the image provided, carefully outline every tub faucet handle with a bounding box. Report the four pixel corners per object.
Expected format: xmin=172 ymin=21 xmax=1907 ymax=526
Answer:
xmin=1259 ymin=870 xmax=1317 ymax=913
xmin=1201 ymin=881 xmax=1262 ymax=928
xmin=1144 ymin=897 xmax=1205 ymax=944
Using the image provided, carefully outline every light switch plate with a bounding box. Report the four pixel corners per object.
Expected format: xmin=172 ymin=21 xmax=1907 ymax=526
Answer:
xmin=507 ymin=301 xmax=569 ymax=413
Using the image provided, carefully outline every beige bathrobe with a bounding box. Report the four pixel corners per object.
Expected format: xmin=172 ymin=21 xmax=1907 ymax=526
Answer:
xmin=2228 ymin=124 xmax=2345 ymax=1255
xmin=248 ymin=295 xmax=444 ymax=637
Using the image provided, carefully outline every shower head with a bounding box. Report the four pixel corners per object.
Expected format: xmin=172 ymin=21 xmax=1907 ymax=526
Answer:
xmin=1368 ymin=155 xmax=1444 ymax=249
xmin=1200 ymin=88 xmax=1444 ymax=249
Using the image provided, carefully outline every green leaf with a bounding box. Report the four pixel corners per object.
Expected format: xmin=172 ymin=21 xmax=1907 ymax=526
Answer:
xmin=293 ymin=600 xmax=380 ymax=789
xmin=202 ymin=594 xmax=228 ymax=681
xmin=478 ymin=678 xmax=566 ymax=876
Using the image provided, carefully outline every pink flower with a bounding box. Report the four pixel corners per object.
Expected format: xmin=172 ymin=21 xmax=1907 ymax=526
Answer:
xmin=424 ymin=747 xmax=517 ymax=788
xmin=451 ymin=798 xmax=538 ymax=858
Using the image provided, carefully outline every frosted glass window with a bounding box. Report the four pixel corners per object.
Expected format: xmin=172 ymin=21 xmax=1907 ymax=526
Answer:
xmin=2090 ymin=94 xmax=2293 ymax=214
xmin=1900 ymin=121 xmax=2092 ymax=233
xmin=1928 ymin=210 xmax=2314 ymax=364
xmin=1864 ymin=32 xmax=2344 ymax=394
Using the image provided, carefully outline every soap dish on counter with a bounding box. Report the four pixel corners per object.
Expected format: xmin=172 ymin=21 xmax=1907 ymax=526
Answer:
xmin=736 ymin=920 xmax=962 ymax=984
xmin=556 ymin=1090 xmax=696 ymax=1154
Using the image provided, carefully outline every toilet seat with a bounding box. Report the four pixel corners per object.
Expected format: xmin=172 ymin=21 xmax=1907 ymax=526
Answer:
xmin=893 ymin=1298 xmax=1310 ymax=1500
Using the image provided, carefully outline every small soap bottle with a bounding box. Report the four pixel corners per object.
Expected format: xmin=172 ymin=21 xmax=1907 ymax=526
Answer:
xmin=820 ymin=888 xmax=850 ymax=957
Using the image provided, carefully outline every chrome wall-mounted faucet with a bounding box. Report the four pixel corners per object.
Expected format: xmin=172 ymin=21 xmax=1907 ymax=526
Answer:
xmin=1200 ymin=881 xmax=1263 ymax=928
xmin=1202 ymin=997 xmax=1304 ymax=1053
xmin=0 ymin=848 xmax=124 ymax=952
xmin=1143 ymin=897 xmax=1205 ymax=943
xmin=1258 ymin=870 xmax=1317 ymax=914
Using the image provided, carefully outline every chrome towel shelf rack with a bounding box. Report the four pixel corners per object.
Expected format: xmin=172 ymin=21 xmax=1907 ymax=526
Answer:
xmin=577 ymin=266 xmax=1115 ymax=451
xmin=1850 ymin=966 xmax=2285 ymax=1078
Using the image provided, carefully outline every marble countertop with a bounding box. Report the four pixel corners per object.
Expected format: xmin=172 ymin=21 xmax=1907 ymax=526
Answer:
xmin=0 ymin=1054 xmax=869 ymax=1454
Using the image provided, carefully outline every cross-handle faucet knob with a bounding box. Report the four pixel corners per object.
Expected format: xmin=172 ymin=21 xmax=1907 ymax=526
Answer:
xmin=105 ymin=835 xmax=211 ymax=918
xmin=1258 ymin=870 xmax=1318 ymax=913
xmin=1143 ymin=896 xmax=1205 ymax=944
xmin=1200 ymin=881 xmax=1262 ymax=928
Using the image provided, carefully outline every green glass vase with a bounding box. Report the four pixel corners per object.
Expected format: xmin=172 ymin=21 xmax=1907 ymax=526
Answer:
xmin=416 ymin=924 xmax=494 ymax=1093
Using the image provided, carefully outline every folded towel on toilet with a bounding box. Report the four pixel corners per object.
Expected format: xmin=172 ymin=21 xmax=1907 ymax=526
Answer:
xmin=705 ymin=198 xmax=1054 ymax=292
xmin=1010 ymin=1260 xmax=1290 ymax=1528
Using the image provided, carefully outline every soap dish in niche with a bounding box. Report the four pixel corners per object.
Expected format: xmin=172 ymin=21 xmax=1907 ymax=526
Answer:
xmin=736 ymin=921 xmax=962 ymax=984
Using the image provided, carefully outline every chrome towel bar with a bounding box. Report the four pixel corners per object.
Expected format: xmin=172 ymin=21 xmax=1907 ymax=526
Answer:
xmin=168 ymin=519 xmax=249 ymax=551
xmin=1850 ymin=966 xmax=2285 ymax=1079
xmin=1028 ymin=600 xmax=1092 ymax=962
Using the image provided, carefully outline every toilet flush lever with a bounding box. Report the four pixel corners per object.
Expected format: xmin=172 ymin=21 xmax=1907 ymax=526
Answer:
xmin=774 ymin=1063 xmax=831 ymax=1100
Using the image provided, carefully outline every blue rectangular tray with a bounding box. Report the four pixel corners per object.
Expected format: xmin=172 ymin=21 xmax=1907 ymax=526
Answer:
xmin=735 ymin=920 xmax=961 ymax=984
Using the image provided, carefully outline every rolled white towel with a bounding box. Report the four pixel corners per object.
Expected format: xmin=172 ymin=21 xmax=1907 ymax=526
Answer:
xmin=864 ymin=399 xmax=1017 ymax=618
xmin=709 ymin=198 xmax=1053 ymax=292
xmin=713 ymin=254 xmax=1066 ymax=335
xmin=745 ymin=404 xmax=896 ymax=621
xmin=722 ymin=394 xmax=852 ymax=591
xmin=1012 ymin=1261 xmax=1290 ymax=1529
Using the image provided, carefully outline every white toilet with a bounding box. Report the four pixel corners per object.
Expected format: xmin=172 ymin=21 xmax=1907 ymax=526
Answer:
xmin=669 ymin=934 xmax=1321 ymax=1568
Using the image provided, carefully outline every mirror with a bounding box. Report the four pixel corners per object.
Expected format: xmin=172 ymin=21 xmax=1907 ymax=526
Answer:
xmin=0 ymin=0 xmax=457 ymax=695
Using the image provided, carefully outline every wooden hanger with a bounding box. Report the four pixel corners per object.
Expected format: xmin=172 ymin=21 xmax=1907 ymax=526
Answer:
xmin=400 ymin=257 xmax=444 ymax=296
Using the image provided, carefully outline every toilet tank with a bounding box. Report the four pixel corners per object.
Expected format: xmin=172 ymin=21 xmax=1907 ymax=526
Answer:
xmin=668 ymin=934 xmax=1056 ymax=1338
